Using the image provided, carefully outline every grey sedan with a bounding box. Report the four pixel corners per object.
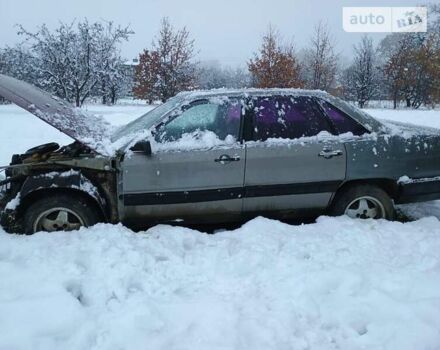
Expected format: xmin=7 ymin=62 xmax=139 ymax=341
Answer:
xmin=0 ymin=74 xmax=439 ymax=233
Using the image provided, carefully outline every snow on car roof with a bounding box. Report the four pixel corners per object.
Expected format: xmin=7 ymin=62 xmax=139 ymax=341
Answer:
xmin=176 ymin=87 xmax=330 ymax=99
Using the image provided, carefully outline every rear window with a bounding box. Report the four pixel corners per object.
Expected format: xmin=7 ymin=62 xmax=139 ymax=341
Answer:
xmin=319 ymin=100 xmax=368 ymax=136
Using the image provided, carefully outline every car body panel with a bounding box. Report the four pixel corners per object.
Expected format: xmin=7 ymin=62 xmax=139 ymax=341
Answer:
xmin=345 ymin=135 xmax=440 ymax=181
xmin=344 ymin=118 xmax=440 ymax=180
xmin=343 ymin=125 xmax=440 ymax=204
xmin=243 ymin=138 xmax=346 ymax=213
xmin=120 ymin=144 xmax=246 ymax=225
xmin=397 ymin=177 xmax=440 ymax=204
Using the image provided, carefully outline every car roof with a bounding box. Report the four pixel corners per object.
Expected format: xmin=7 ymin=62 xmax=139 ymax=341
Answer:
xmin=176 ymin=88 xmax=330 ymax=100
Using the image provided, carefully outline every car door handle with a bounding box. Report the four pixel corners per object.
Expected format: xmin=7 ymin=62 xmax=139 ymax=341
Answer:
xmin=214 ymin=154 xmax=241 ymax=164
xmin=318 ymin=149 xmax=343 ymax=159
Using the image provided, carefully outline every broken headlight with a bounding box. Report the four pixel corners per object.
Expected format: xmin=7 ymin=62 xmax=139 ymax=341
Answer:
xmin=0 ymin=170 xmax=11 ymax=200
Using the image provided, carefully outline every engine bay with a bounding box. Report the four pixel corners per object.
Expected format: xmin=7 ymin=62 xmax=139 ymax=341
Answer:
xmin=9 ymin=141 xmax=96 ymax=167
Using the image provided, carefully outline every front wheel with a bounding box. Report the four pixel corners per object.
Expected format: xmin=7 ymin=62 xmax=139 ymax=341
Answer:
xmin=23 ymin=193 xmax=100 ymax=234
xmin=330 ymin=184 xmax=395 ymax=220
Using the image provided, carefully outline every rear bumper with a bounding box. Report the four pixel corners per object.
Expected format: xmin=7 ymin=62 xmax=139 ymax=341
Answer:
xmin=396 ymin=177 xmax=440 ymax=204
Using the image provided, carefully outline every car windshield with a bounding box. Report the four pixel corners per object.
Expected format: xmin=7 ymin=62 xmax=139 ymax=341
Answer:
xmin=111 ymin=94 xmax=186 ymax=142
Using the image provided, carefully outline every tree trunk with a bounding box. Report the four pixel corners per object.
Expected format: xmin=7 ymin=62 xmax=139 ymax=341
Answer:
xmin=406 ymin=98 xmax=411 ymax=107
xmin=101 ymin=81 xmax=107 ymax=105
xmin=110 ymin=86 xmax=117 ymax=104
xmin=75 ymin=91 xmax=80 ymax=107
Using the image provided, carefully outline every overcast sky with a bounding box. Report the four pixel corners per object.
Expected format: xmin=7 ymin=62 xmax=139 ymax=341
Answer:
xmin=0 ymin=0 xmax=428 ymax=66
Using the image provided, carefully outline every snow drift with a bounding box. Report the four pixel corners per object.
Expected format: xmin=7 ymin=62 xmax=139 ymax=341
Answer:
xmin=1 ymin=216 xmax=440 ymax=350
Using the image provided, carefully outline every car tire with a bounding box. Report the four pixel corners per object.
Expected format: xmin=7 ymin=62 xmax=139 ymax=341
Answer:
xmin=23 ymin=193 xmax=100 ymax=234
xmin=330 ymin=184 xmax=395 ymax=220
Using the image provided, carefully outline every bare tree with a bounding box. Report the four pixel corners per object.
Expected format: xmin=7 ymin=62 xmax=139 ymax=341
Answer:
xmin=343 ymin=35 xmax=379 ymax=108
xmin=379 ymin=31 xmax=440 ymax=109
xmin=228 ymin=66 xmax=251 ymax=88
xmin=98 ymin=56 xmax=132 ymax=104
xmin=430 ymin=2 xmax=440 ymax=34
xmin=133 ymin=17 xmax=197 ymax=102
xmin=197 ymin=61 xmax=226 ymax=89
xmin=197 ymin=61 xmax=250 ymax=89
xmin=17 ymin=20 xmax=133 ymax=106
xmin=248 ymin=26 xmax=303 ymax=88
xmin=0 ymin=45 xmax=38 ymax=83
xmin=378 ymin=33 xmax=406 ymax=108
xmin=303 ymin=21 xmax=338 ymax=91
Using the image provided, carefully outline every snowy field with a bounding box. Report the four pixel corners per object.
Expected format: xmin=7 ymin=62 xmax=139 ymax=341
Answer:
xmin=1 ymin=104 xmax=440 ymax=350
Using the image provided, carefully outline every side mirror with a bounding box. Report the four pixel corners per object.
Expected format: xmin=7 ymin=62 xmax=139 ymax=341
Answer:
xmin=130 ymin=140 xmax=152 ymax=156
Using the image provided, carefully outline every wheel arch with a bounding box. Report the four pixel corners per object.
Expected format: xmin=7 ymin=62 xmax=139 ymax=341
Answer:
xmin=17 ymin=187 xmax=106 ymax=223
xmin=330 ymin=178 xmax=399 ymax=208
xmin=14 ymin=170 xmax=111 ymax=223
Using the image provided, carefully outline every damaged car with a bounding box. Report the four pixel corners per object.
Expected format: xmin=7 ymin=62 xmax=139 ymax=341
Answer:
xmin=1 ymin=73 xmax=440 ymax=234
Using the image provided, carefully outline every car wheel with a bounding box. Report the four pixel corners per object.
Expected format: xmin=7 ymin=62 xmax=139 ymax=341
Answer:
xmin=23 ymin=193 xmax=100 ymax=234
xmin=330 ymin=184 xmax=395 ymax=220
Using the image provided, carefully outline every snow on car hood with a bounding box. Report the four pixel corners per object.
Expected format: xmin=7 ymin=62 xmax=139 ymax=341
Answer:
xmin=0 ymin=74 xmax=113 ymax=156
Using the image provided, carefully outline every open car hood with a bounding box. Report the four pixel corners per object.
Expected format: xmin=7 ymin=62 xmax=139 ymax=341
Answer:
xmin=0 ymin=74 xmax=113 ymax=156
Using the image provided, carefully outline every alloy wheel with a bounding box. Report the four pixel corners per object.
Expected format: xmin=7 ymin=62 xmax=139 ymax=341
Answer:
xmin=344 ymin=196 xmax=386 ymax=219
xmin=33 ymin=207 xmax=85 ymax=232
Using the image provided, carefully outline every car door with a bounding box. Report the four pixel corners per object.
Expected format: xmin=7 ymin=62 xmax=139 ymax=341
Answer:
xmin=120 ymin=97 xmax=246 ymax=225
xmin=243 ymin=95 xmax=347 ymax=216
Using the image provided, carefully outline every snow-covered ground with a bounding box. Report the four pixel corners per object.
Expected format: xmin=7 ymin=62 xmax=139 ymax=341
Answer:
xmin=1 ymin=217 xmax=440 ymax=350
xmin=1 ymin=104 xmax=440 ymax=350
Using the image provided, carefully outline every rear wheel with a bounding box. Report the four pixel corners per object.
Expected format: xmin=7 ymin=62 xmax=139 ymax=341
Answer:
xmin=23 ymin=193 xmax=100 ymax=234
xmin=330 ymin=184 xmax=395 ymax=220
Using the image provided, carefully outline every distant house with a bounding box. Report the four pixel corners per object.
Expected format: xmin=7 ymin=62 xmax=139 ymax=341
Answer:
xmin=122 ymin=58 xmax=139 ymax=97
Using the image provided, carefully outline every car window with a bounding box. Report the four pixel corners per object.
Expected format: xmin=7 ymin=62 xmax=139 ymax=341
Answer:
xmin=252 ymin=96 xmax=333 ymax=141
xmin=319 ymin=100 xmax=368 ymax=136
xmin=156 ymin=99 xmax=241 ymax=144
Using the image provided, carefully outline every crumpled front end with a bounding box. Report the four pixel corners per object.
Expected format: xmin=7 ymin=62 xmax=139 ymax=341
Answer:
xmin=0 ymin=182 xmax=7 ymax=212
xmin=0 ymin=169 xmax=10 ymax=211
xmin=0 ymin=171 xmax=22 ymax=233
xmin=0 ymin=209 xmax=19 ymax=233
